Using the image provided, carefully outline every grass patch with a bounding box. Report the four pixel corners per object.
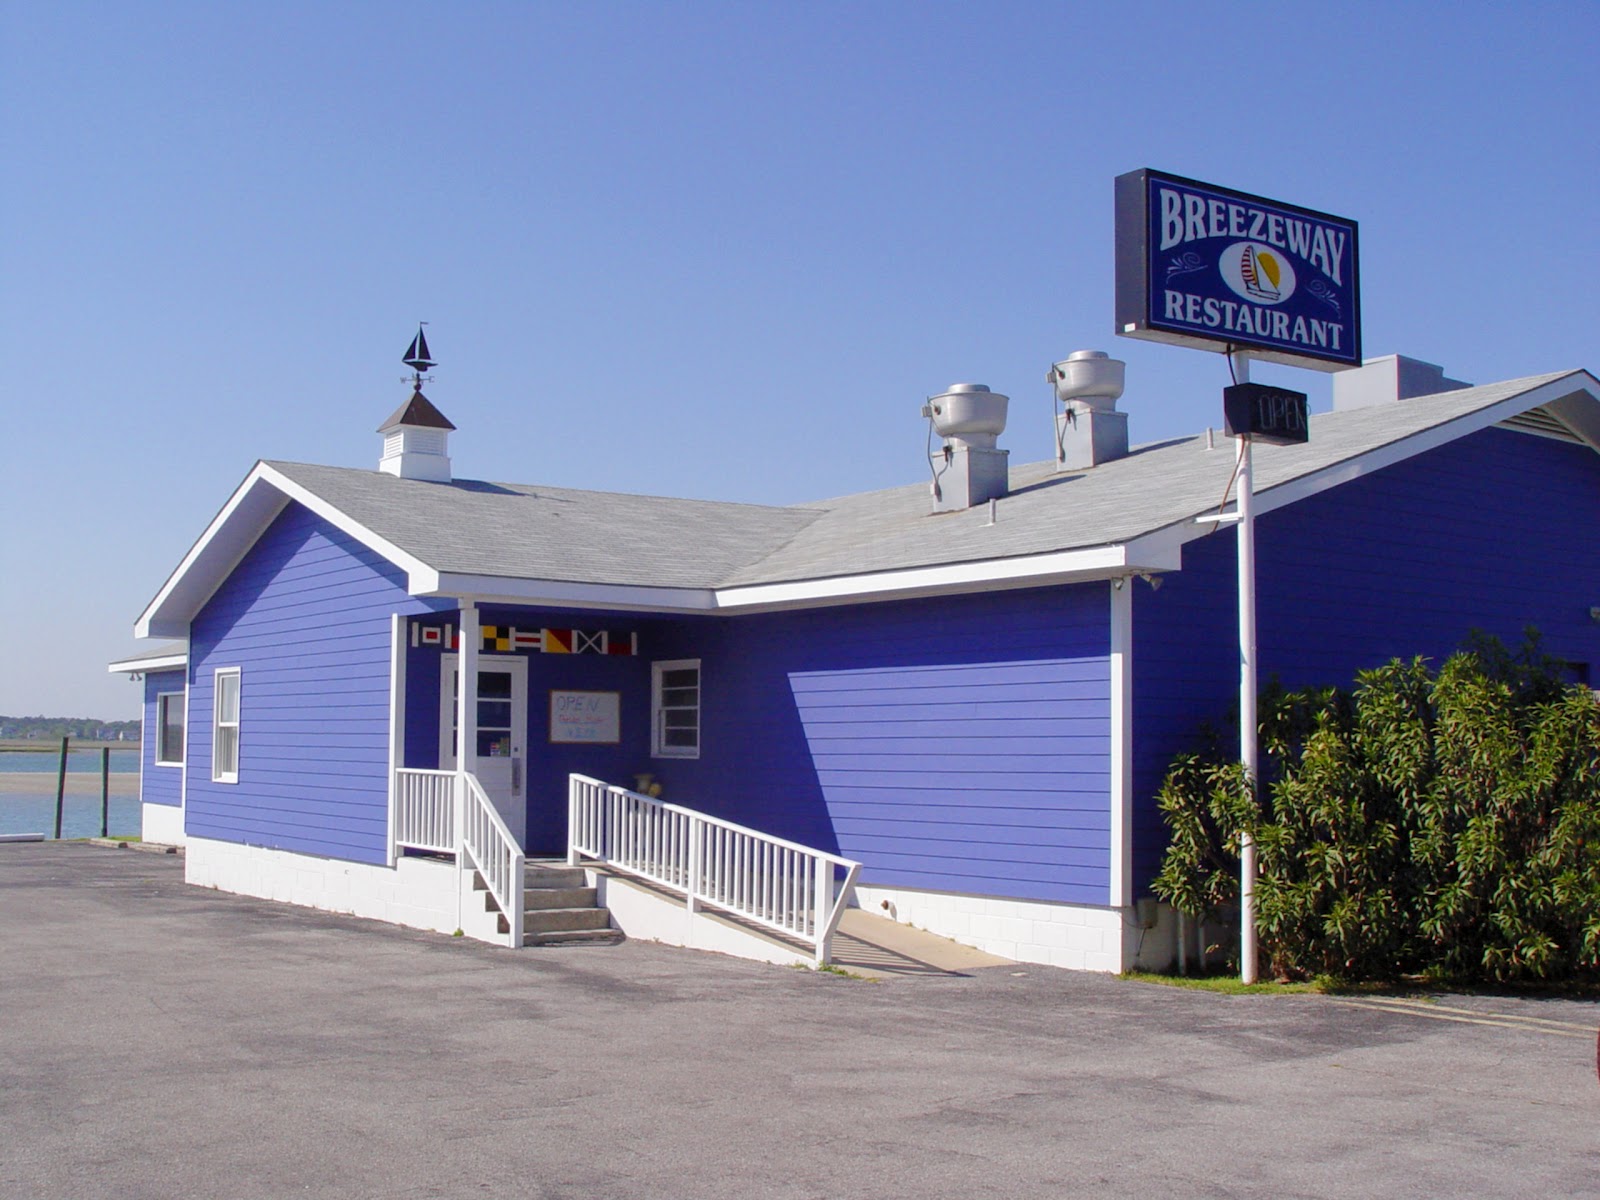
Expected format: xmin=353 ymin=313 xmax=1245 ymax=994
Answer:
xmin=1121 ymin=969 xmax=1327 ymax=995
xmin=1123 ymin=970 xmax=1600 ymax=999
xmin=794 ymin=961 xmax=874 ymax=981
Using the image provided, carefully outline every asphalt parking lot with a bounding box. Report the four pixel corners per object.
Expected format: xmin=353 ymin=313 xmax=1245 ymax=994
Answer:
xmin=2 ymin=842 xmax=1596 ymax=1199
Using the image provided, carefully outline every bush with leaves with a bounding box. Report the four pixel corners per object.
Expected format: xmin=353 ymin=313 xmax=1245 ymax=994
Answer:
xmin=1152 ymin=634 xmax=1600 ymax=983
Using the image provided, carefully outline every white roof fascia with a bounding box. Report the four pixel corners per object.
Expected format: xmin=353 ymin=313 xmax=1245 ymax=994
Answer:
xmin=107 ymin=652 xmax=188 ymax=675
xmin=430 ymin=574 xmax=717 ymax=613
xmin=136 ymin=467 xmax=290 ymax=638
xmin=710 ymin=543 xmax=1171 ymax=613
xmin=1248 ymin=373 xmax=1599 ymax=523
xmin=135 ymin=462 xmax=443 ymax=639
xmin=438 ymin=541 xmax=1187 ymax=618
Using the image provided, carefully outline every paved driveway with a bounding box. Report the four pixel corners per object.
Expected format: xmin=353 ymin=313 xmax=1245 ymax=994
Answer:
xmin=2 ymin=843 xmax=1596 ymax=1199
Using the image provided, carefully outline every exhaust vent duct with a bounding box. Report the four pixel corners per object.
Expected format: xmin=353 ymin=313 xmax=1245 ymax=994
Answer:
xmin=924 ymin=383 xmax=1010 ymax=514
xmin=1049 ymin=350 xmax=1128 ymax=471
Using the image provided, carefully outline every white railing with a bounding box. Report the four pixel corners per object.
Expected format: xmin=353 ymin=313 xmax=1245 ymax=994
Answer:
xmin=460 ymin=772 xmax=525 ymax=948
xmin=394 ymin=768 xmax=455 ymax=852
xmin=568 ymin=774 xmax=860 ymax=965
xmin=394 ymin=768 xmax=523 ymax=947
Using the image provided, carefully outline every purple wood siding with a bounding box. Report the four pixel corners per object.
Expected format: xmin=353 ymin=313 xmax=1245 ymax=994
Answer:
xmin=653 ymin=586 xmax=1113 ymax=906
xmin=395 ymin=590 xmax=1112 ymax=897
xmin=1132 ymin=426 xmax=1600 ymax=891
xmin=140 ymin=669 xmax=185 ymax=807
xmin=186 ymin=504 xmax=440 ymax=863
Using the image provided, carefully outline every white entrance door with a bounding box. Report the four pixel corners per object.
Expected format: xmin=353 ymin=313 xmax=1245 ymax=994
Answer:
xmin=440 ymin=655 xmax=529 ymax=850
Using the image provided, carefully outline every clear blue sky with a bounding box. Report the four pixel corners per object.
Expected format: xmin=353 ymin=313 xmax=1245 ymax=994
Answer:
xmin=3 ymin=1 xmax=1596 ymax=719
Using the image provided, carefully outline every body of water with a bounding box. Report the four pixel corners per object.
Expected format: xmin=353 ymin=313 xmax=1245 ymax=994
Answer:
xmin=0 ymin=749 xmax=145 ymax=837
xmin=0 ymin=748 xmax=140 ymax=774
xmin=0 ymin=790 xmax=143 ymax=838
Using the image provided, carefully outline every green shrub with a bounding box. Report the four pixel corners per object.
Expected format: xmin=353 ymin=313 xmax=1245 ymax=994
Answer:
xmin=1152 ymin=635 xmax=1600 ymax=983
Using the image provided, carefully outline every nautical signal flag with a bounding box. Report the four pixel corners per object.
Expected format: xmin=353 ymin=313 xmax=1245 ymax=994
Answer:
xmin=409 ymin=621 xmax=637 ymax=656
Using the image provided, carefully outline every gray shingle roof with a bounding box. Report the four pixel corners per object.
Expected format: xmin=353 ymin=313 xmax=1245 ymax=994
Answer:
xmin=268 ymin=462 xmax=820 ymax=589
xmin=270 ymin=370 xmax=1592 ymax=592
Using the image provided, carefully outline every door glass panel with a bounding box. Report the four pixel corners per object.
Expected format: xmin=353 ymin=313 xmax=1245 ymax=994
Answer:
xmin=447 ymin=665 xmax=521 ymax=766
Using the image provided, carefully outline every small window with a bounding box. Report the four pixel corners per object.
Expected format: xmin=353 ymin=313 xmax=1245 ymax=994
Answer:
xmin=155 ymin=692 xmax=184 ymax=766
xmin=213 ymin=668 xmax=241 ymax=783
xmin=651 ymin=659 xmax=700 ymax=759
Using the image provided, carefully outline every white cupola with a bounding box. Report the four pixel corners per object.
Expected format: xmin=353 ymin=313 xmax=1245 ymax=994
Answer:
xmin=378 ymin=327 xmax=455 ymax=482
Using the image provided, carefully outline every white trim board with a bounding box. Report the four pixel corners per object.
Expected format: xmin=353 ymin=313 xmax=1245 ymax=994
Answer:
xmin=439 ymin=542 xmax=1185 ymax=615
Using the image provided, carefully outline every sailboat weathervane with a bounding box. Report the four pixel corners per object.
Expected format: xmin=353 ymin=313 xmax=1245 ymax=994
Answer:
xmin=402 ymin=324 xmax=435 ymax=390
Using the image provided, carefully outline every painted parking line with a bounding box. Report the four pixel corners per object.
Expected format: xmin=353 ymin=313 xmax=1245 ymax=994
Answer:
xmin=1329 ymin=996 xmax=1597 ymax=1040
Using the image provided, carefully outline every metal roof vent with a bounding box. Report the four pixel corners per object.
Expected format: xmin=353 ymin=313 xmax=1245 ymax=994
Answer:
xmin=924 ymin=383 xmax=1010 ymax=514
xmin=1049 ymin=350 xmax=1127 ymax=471
xmin=1332 ymin=355 xmax=1470 ymax=410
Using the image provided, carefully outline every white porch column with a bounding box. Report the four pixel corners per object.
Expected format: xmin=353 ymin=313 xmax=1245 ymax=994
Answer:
xmin=386 ymin=613 xmax=406 ymax=867
xmin=457 ymin=602 xmax=480 ymax=783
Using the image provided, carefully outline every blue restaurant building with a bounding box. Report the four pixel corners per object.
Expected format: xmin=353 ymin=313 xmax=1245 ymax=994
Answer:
xmin=111 ymin=352 xmax=1600 ymax=971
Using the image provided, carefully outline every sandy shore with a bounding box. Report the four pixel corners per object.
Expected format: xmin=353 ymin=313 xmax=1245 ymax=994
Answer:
xmin=0 ymin=773 xmax=140 ymax=797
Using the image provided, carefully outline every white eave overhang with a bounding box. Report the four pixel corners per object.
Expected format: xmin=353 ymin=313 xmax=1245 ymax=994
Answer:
xmin=707 ymin=536 xmax=1184 ymax=613
xmin=107 ymin=650 xmax=188 ymax=675
xmin=135 ymin=461 xmax=440 ymax=639
xmin=434 ymin=536 xmax=1184 ymax=616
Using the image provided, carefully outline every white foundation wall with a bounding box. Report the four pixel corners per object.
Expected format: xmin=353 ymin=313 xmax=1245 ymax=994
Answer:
xmin=593 ymin=871 xmax=814 ymax=968
xmin=141 ymin=803 xmax=185 ymax=847
xmin=852 ymin=884 xmax=1139 ymax=973
xmin=185 ymin=837 xmax=506 ymax=945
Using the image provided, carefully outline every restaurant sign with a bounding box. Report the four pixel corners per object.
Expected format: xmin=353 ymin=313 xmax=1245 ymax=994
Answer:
xmin=1115 ymin=169 xmax=1360 ymax=369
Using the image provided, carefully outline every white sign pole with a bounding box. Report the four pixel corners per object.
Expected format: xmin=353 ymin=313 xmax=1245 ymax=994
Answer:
xmin=1231 ymin=349 xmax=1260 ymax=984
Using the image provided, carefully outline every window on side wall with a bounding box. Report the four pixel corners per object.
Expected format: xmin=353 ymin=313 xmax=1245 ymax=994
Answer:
xmin=213 ymin=668 xmax=241 ymax=783
xmin=155 ymin=692 xmax=185 ymax=766
xmin=651 ymin=659 xmax=700 ymax=759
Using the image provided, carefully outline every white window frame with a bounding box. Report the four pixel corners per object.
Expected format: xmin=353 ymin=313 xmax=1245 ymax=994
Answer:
xmin=212 ymin=667 xmax=241 ymax=784
xmin=651 ymin=659 xmax=701 ymax=759
xmin=154 ymin=691 xmax=185 ymax=767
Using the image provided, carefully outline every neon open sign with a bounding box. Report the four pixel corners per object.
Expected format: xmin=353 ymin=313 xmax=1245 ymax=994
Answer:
xmin=1223 ymin=382 xmax=1309 ymax=445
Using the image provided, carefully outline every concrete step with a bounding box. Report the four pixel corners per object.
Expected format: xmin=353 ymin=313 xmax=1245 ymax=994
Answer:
xmin=524 ymin=865 xmax=588 ymax=889
xmin=487 ymin=886 xmax=600 ymax=914
xmin=523 ymin=885 xmax=599 ymax=910
xmin=524 ymin=906 xmax=612 ymax=935
xmin=523 ymin=926 xmax=626 ymax=947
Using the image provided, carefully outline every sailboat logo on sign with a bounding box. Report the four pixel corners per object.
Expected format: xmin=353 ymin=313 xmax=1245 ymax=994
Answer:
xmin=1220 ymin=242 xmax=1296 ymax=305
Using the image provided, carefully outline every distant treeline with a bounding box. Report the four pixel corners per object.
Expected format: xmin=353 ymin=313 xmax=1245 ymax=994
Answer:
xmin=0 ymin=716 xmax=140 ymax=742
